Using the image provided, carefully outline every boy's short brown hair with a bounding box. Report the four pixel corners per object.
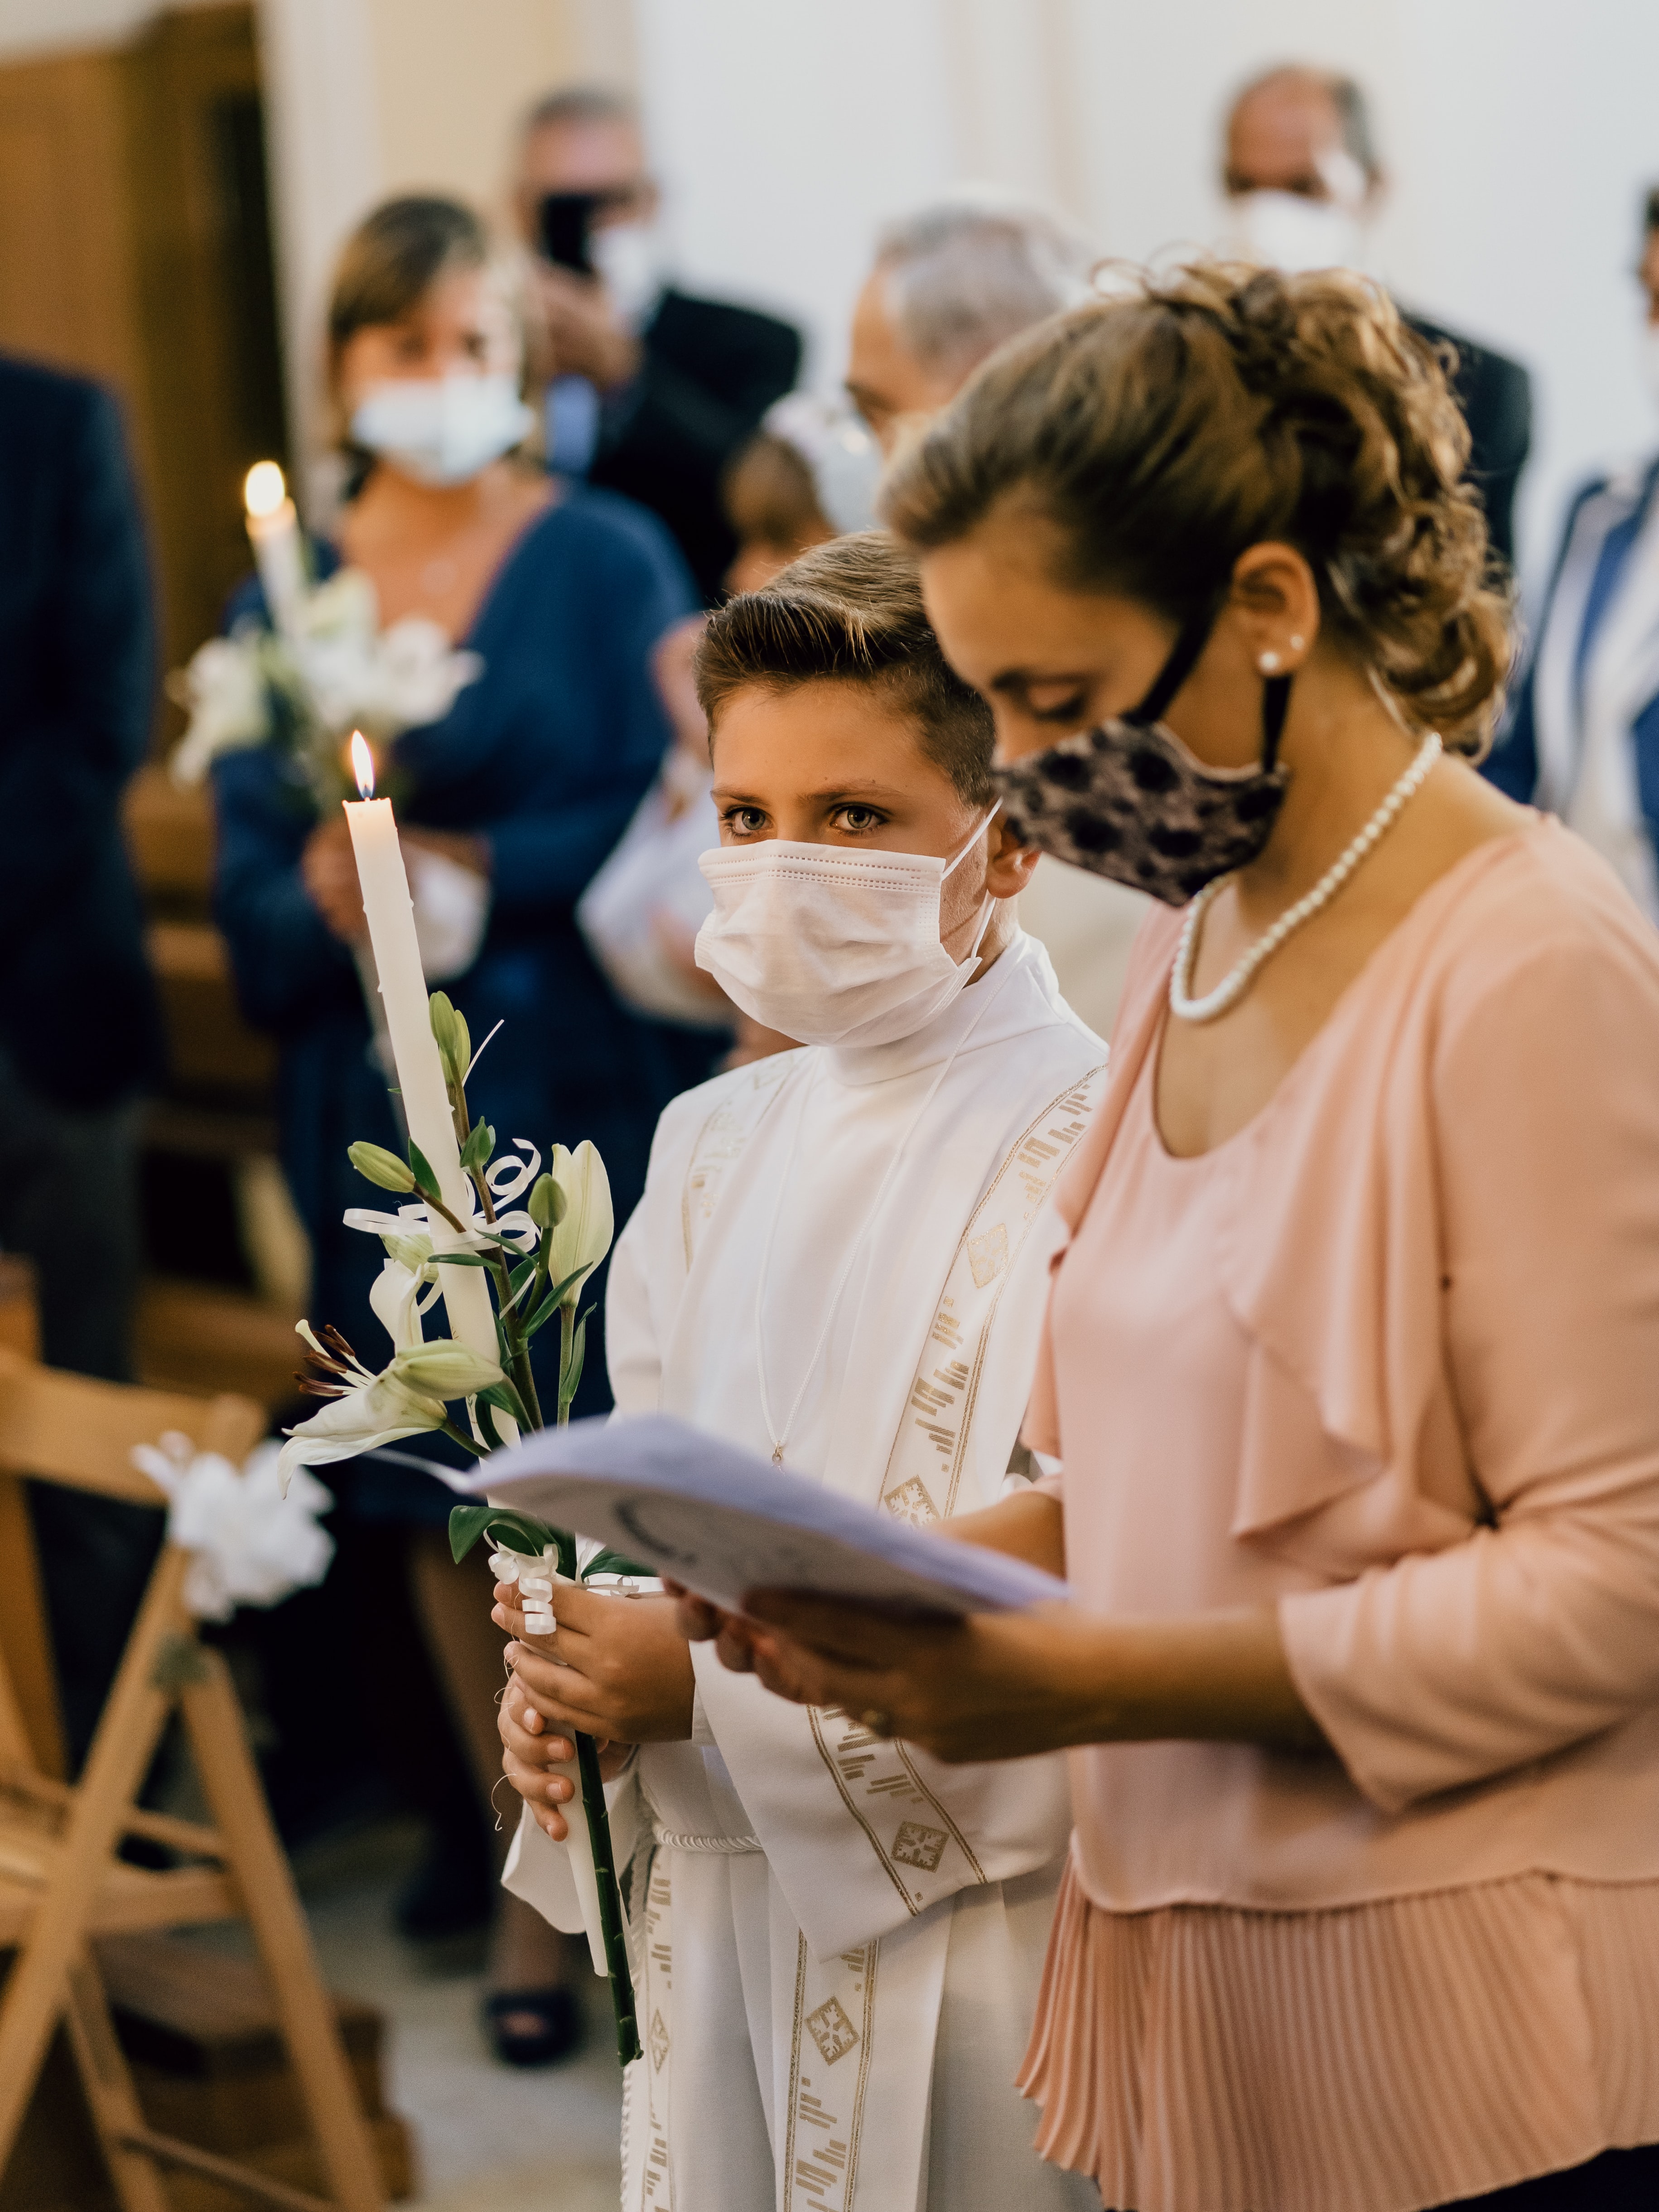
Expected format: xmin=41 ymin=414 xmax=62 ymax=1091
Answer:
xmin=694 ymin=532 xmax=995 ymax=804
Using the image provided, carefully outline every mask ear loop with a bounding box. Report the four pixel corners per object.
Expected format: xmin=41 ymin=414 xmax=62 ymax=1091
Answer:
xmin=1260 ymin=673 xmax=1292 ymax=771
xmin=942 ymin=801 xmax=1003 ymax=967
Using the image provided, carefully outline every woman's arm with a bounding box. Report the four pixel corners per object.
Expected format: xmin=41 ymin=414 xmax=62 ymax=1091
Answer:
xmin=738 ymin=1596 xmax=1323 ymax=1764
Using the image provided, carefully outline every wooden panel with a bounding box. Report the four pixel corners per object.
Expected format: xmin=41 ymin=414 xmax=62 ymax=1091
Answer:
xmin=145 ymin=922 xmax=277 ymax=1095
xmin=124 ymin=768 xmax=216 ymax=910
xmin=135 ymin=1281 xmax=301 ymax=1411
xmin=0 ymin=1349 xmax=264 ymax=1499
xmin=0 ymin=51 xmax=146 ymax=412
xmin=0 ymin=1475 xmax=67 ymax=1780
xmin=122 ymin=5 xmax=289 ymax=684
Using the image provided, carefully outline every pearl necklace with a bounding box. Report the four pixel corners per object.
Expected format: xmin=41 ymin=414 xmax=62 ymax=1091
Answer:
xmin=1170 ymin=733 xmax=1442 ymax=1024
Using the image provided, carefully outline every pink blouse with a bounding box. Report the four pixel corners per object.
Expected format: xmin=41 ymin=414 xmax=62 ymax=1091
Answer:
xmin=1018 ymin=822 xmax=1659 ymax=2211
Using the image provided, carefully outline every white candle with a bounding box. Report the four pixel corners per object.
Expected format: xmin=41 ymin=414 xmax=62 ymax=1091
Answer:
xmin=342 ymin=735 xmax=512 ymax=1430
xmin=244 ymin=461 xmax=308 ymax=640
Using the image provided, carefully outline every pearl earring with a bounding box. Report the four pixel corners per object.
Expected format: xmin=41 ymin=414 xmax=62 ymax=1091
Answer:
xmin=1289 ymin=634 xmax=1306 ymax=651
xmin=1258 ymin=650 xmax=1282 ymax=674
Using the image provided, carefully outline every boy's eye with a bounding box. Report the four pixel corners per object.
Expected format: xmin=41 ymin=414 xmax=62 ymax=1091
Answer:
xmin=723 ymin=805 xmax=767 ymax=835
xmin=834 ymin=806 xmax=884 ymax=833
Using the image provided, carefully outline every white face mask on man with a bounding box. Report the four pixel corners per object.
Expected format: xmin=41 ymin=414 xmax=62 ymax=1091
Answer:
xmin=350 ymin=371 xmax=533 ymax=487
xmin=694 ymin=810 xmax=999 ymax=1050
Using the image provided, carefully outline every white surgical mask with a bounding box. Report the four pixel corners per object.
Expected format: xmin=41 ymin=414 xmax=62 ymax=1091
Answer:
xmin=694 ymin=810 xmax=999 ymax=1049
xmin=589 ymin=221 xmax=663 ymax=333
xmin=351 ymin=372 xmax=533 ymax=487
xmin=1225 ymin=190 xmax=1363 ymax=275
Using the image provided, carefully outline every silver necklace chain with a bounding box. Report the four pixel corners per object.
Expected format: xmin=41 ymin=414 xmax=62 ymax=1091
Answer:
xmin=1170 ymin=733 xmax=1442 ymax=1025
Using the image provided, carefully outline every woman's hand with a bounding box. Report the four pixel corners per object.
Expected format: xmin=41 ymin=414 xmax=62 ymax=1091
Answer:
xmin=301 ymin=819 xmax=488 ymax=943
xmin=300 ymin=819 xmax=367 ymax=941
xmin=738 ymin=1595 xmax=1327 ymax=1765
xmin=495 ymin=1580 xmax=695 ymax=1746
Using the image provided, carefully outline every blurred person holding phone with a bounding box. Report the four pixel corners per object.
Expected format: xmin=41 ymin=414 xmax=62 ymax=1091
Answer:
xmin=514 ymin=85 xmax=802 ymax=604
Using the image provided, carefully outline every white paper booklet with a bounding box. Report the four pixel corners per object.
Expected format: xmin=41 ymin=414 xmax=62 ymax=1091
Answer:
xmin=458 ymin=1412 xmax=1067 ymax=1618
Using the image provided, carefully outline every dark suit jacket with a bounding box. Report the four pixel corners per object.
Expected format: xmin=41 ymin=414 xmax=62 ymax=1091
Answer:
xmin=588 ymin=287 xmax=803 ymax=603
xmin=0 ymin=356 xmax=160 ymax=1107
xmin=1404 ymin=312 xmax=1531 ymax=573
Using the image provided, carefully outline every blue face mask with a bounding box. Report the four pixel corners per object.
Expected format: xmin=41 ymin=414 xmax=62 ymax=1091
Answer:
xmin=350 ymin=372 xmax=533 ymax=487
xmin=990 ymin=608 xmax=1292 ymax=905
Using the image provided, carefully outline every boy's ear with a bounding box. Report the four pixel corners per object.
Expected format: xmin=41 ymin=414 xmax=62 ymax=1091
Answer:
xmin=985 ymin=818 xmax=1041 ymax=899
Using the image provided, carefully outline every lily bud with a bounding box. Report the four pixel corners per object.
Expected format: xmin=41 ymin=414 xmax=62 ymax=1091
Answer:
xmin=429 ymin=990 xmax=469 ymax=1083
xmin=392 ymin=1340 xmax=504 ymax=1398
xmin=450 ymin=1006 xmax=472 ymax=1080
xmin=527 ymin=1173 xmax=566 ymax=1232
xmin=348 ymin=1141 xmax=416 ymax=1193
xmin=541 ymin=1140 xmax=614 ymax=1304
xmin=382 ymin=1231 xmax=434 ymax=1274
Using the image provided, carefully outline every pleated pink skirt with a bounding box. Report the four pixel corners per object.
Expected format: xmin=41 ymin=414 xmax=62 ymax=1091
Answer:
xmin=1018 ymin=1852 xmax=1659 ymax=2212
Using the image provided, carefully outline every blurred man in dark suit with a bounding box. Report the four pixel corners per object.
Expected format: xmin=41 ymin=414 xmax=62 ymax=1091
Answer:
xmin=1221 ymin=66 xmax=1532 ymax=572
xmin=514 ymin=85 xmax=802 ymax=604
xmin=0 ymin=352 xmax=164 ymax=1761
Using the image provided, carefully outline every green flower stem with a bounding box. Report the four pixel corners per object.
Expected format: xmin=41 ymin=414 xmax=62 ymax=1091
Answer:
xmin=540 ymin=1523 xmax=641 ymax=2066
xmin=575 ymin=1728 xmax=643 ymax=2067
xmin=437 ymin=1415 xmax=485 ymax=1457
xmin=448 ymin=1075 xmax=545 ymax=1431
xmin=559 ymin=1302 xmax=576 ymax=1427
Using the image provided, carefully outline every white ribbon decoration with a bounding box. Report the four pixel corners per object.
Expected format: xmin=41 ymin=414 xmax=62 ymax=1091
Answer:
xmin=132 ymin=1435 xmax=335 ymax=1623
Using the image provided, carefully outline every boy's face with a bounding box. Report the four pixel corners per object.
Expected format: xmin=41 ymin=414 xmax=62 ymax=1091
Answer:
xmin=709 ymin=678 xmax=1032 ymax=957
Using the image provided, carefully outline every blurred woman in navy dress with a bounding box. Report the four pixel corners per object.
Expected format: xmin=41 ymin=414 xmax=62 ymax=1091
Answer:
xmin=211 ymin=195 xmax=701 ymax=2059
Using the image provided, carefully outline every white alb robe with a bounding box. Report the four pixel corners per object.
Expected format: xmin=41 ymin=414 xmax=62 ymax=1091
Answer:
xmin=508 ymin=931 xmax=1105 ymax=2212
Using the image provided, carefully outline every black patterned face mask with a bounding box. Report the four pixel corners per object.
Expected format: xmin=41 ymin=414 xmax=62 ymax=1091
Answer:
xmin=991 ymin=608 xmax=1292 ymax=906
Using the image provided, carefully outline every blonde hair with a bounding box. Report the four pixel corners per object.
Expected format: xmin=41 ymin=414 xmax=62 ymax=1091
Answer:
xmin=884 ymin=261 xmax=1514 ymax=752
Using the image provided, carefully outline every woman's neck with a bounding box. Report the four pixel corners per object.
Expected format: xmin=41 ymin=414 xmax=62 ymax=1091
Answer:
xmin=344 ymin=459 xmax=526 ymax=553
xmin=1231 ymin=666 xmax=1424 ymax=929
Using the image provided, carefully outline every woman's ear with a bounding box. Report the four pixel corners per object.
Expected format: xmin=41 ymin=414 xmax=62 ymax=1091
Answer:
xmin=985 ymin=819 xmax=1040 ymax=898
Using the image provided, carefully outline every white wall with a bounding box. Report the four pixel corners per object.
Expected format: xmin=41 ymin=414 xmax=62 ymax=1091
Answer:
xmin=633 ymin=0 xmax=1659 ymax=602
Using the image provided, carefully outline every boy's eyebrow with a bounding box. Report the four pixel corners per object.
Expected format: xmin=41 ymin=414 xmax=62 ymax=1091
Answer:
xmin=710 ymin=781 xmax=912 ymax=804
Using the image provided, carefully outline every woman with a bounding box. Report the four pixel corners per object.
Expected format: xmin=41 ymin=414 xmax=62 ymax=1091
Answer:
xmin=212 ymin=194 xmax=699 ymax=2060
xmin=705 ymin=266 xmax=1659 ymax=2209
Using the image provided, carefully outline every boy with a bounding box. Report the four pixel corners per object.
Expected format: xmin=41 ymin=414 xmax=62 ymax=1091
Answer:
xmin=497 ymin=535 xmax=1103 ymax=2212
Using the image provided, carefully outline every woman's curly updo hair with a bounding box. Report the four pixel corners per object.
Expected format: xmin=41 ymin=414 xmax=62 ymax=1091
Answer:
xmin=882 ymin=262 xmax=1514 ymax=753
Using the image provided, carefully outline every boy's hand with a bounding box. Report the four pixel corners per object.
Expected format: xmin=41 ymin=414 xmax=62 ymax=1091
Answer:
xmin=498 ymin=1674 xmax=581 ymax=1842
xmin=496 ymin=1580 xmax=695 ymax=1745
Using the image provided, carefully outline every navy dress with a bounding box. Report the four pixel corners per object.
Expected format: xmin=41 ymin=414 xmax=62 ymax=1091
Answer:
xmin=212 ymin=487 xmax=706 ymax=1516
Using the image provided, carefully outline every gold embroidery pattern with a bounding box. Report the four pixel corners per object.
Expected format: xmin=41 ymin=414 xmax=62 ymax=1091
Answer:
xmin=805 ymin=1995 xmax=860 ymax=2065
xmin=627 ymin=1851 xmax=675 ymax=2211
xmin=680 ymin=1056 xmax=796 ymax=1267
xmin=878 ymin=1065 xmax=1106 ymax=1524
xmin=783 ymin=1935 xmax=878 ymax=2211
xmin=890 ymin=1821 xmax=949 ymax=1873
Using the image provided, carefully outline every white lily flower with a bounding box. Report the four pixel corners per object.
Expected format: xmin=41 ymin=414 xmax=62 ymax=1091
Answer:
xmin=541 ymin=1140 xmax=614 ymax=1304
xmin=393 ymin=1340 xmax=504 ymax=1398
xmin=369 ymin=1254 xmax=441 ymax=1353
xmin=275 ymin=1363 xmax=448 ymax=1494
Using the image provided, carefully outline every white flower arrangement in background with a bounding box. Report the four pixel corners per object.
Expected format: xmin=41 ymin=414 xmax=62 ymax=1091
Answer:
xmin=168 ymin=566 xmax=482 ymax=801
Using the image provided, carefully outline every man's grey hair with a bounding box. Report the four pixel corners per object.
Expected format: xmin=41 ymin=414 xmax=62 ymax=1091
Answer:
xmin=522 ymin=84 xmax=637 ymax=138
xmin=874 ymin=189 xmax=1098 ymax=379
xmin=1230 ymin=65 xmax=1384 ymax=182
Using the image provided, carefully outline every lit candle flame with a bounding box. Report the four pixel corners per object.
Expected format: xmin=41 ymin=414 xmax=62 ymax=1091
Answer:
xmin=350 ymin=731 xmax=376 ymax=799
xmin=244 ymin=461 xmax=287 ymax=520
